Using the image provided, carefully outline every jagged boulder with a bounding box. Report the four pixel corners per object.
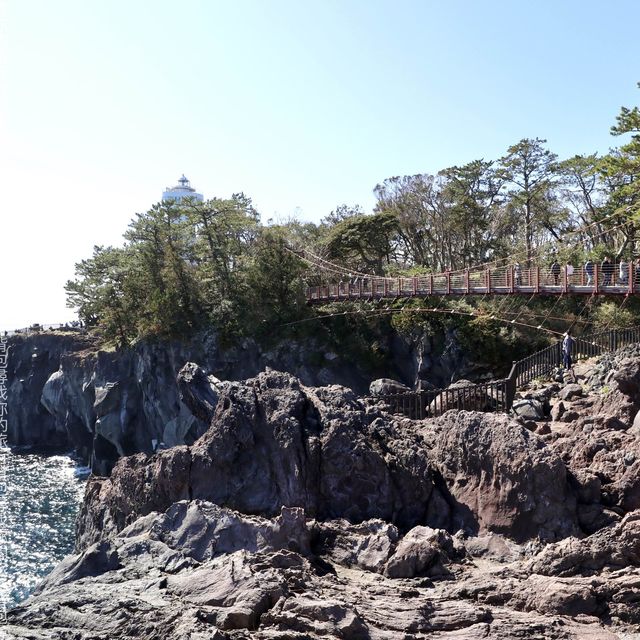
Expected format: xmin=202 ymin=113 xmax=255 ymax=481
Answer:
xmin=424 ymin=411 xmax=579 ymax=542
xmin=384 ymin=526 xmax=458 ymax=578
xmin=558 ymin=383 xmax=584 ymax=401
xmin=176 ymin=362 xmax=223 ymax=425
xmin=512 ymin=398 xmax=545 ymax=420
xmin=369 ymin=377 xmax=411 ymax=395
xmin=312 ymin=519 xmax=399 ymax=573
xmin=588 ymin=355 xmax=640 ymax=427
xmin=526 ymin=510 xmax=640 ymax=577
xmin=138 ymin=500 xmax=311 ymax=561
xmin=77 ymin=370 xmax=436 ymax=550
xmin=552 ymin=419 xmax=640 ymax=517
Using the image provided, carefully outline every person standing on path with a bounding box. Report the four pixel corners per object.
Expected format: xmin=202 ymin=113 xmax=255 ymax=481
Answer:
xmin=562 ymin=330 xmax=575 ymax=371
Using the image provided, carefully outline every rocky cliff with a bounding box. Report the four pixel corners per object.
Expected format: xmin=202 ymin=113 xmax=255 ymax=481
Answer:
xmin=73 ymin=370 xmax=578 ymax=551
xmin=6 ymin=328 xmax=493 ymax=474
xmin=7 ymin=332 xmax=372 ymax=474
xmin=9 ymin=350 xmax=640 ymax=639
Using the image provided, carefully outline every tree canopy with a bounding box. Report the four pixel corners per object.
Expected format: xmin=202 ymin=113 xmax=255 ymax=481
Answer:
xmin=66 ymin=83 xmax=640 ymax=347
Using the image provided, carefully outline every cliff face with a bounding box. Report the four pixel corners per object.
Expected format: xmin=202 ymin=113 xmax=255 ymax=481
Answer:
xmin=6 ymin=327 xmax=485 ymax=474
xmin=7 ymin=331 xmax=384 ymax=473
xmin=6 ymin=333 xmax=95 ymax=451
xmin=8 ymin=333 xmax=218 ymax=473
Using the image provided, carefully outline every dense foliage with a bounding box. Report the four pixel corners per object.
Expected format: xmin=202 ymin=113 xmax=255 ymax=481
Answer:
xmin=67 ymin=86 xmax=640 ymax=348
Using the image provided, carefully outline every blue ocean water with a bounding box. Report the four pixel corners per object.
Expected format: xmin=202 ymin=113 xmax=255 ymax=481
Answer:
xmin=1 ymin=449 xmax=87 ymax=608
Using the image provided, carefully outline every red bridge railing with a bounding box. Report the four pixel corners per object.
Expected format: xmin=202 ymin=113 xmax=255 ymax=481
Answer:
xmin=307 ymin=263 xmax=639 ymax=303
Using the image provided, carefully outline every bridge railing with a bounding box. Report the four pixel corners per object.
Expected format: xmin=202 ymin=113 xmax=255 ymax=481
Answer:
xmin=374 ymin=325 xmax=640 ymax=421
xmin=379 ymin=379 xmax=509 ymax=420
xmin=307 ymin=262 xmax=640 ymax=302
xmin=512 ymin=342 xmax=562 ymax=388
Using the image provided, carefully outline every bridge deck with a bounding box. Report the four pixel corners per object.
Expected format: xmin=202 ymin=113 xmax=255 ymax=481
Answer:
xmin=307 ymin=265 xmax=639 ymax=303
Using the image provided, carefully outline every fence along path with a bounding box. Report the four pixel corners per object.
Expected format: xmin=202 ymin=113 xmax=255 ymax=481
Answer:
xmin=3 ymin=323 xmax=83 ymax=337
xmin=377 ymin=326 xmax=640 ymax=421
xmin=307 ymin=262 xmax=640 ymax=303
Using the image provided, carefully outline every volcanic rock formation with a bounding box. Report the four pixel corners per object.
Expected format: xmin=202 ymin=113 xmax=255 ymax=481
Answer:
xmin=8 ymin=349 xmax=640 ymax=639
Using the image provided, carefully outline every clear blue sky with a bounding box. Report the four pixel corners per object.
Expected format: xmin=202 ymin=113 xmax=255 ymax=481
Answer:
xmin=1 ymin=0 xmax=639 ymax=329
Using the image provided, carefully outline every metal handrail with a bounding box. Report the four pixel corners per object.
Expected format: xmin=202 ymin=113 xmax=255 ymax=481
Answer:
xmin=374 ymin=325 xmax=640 ymax=420
xmin=307 ymin=262 xmax=640 ymax=303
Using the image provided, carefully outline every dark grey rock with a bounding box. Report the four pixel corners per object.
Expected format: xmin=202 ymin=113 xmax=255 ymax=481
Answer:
xmin=559 ymin=384 xmax=584 ymax=401
xmin=550 ymin=401 xmax=566 ymax=422
xmin=176 ymin=362 xmax=222 ymax=426
xmin=76 ymin=370 xmax=436 ymax=550
xmin=369 ymin=378 xmax=411 ymax=395
xmin=511 ymin=398 xmax=545 ymax=420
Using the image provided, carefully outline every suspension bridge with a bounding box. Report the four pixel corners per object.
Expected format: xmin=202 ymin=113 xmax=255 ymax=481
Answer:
xmin=296 ymin=213 xmax=640 ymax=308
xmin=288 ymin=214 xmax=640 ymax=418
xmin=305 ymin=262 xmax=640 ymax=304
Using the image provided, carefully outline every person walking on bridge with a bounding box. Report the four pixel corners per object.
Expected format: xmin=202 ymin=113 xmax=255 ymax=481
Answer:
xmin=619 ymin=259 xmax=629 ymax=285
xmin=584 ymin=258 xmax=594 ymax=286
xmin=550 ymin=259 xmax=561 ymax=285
xmin=514 ymin=262 xmax=522 ymax=286
xmin=602 ymin=256 xmax=614 ymax=286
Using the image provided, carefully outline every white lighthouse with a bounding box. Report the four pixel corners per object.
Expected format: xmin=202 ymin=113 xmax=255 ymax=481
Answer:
xmin=162 ymin=175 xmax=204 ymax=203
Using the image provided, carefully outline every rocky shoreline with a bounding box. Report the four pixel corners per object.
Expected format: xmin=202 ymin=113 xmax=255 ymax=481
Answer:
xmin=7 ymin=346 xmax=640 ymax=638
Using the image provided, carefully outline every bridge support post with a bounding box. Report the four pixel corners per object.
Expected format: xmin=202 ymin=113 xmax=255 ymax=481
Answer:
xmin=629 ymin=263 xmax=634 ymax=294
xmin=413 ymin=276 xmax=417 ymax=297
xmin=466 ymin=269 xmax=470 ymax=294
xmin=563 ymin=265 xmax=568 ymax=293
xmin=446 ymin=271 xmax=451 ymax=294
xmin=594 ymin=264 xmax=599 ymax=294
